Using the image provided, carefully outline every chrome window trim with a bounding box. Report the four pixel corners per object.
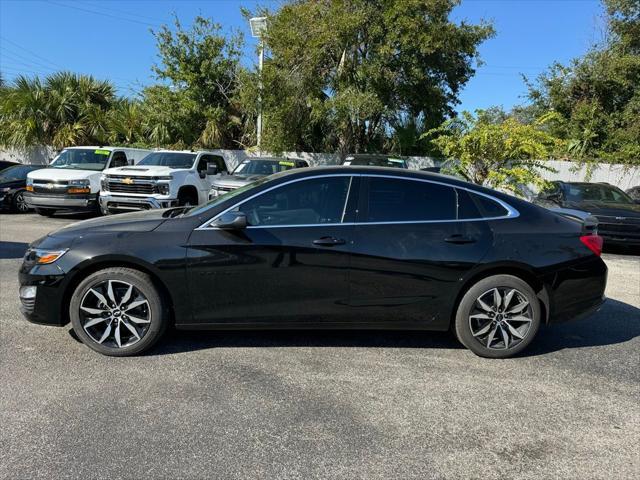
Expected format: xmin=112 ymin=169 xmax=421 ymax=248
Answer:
xmin=196 ymin=172 xmax=519 ymax=230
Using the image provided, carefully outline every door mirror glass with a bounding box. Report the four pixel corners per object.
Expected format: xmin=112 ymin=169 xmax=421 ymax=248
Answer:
xmin=213 ymin=211 xmax=247 ymax=230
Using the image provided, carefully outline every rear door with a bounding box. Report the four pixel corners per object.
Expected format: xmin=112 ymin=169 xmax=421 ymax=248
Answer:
xmin=348 ymin=176 xmax=494 ymax=329
xmin=186 ymin=174 xmax=358 ymax=325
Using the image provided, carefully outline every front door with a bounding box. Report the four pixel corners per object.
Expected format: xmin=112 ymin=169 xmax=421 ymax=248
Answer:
xmin=186 ymin=175 xmax=357 ymax=325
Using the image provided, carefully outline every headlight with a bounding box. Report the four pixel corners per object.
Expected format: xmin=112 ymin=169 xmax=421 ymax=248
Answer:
xmin=153 ymin=176 xmax=172 ymax=181
xmin=101 ymin=176 xmax=109 ymax=191
xmin=24 ymin=248 xmax=69 ymax=265
xmin=68 ymin=179 xmax=91 ymax=194
xmin=0 ymin=187 xmax=10 ymax=193
xmin=157 ymin=183 xmax=170 ymax=195
xmin=26 ymin=178 xmax=34 ymax=191
xmin=68 ymin=179 xmax=90 ymax=187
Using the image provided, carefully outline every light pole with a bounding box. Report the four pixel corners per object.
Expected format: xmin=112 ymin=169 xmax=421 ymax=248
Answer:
xmin=249 ymin=16 xmax=267 ymax=153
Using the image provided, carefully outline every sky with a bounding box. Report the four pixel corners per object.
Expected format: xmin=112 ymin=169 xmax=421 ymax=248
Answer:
xmin=0 ymin=0 xmax=606 ymax=113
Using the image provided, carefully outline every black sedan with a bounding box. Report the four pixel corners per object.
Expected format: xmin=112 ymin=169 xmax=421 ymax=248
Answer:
xmin=19 ymin=167 xmax=607 ymax=358
xmin=0 ymin=164 xmax=46 ymax=213
xmin=536 ymin=181 xmax=640 ymax=246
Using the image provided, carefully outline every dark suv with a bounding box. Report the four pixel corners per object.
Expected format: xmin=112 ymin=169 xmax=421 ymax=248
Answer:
xmin=536 ymin=181 xmax=640 ymax=246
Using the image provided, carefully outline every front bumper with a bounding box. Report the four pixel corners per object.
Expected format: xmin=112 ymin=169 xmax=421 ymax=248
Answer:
xmin=99 ymin=194 xmax=178 ymax=212
xmin=19 ymin=262 xmax=69 ymax=326
xmin=24 ymin=192 xmax=97 ymax=211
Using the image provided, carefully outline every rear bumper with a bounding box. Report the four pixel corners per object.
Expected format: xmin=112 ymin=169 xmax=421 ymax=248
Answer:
xmin=24 ymin=192 xmax=97 ymax=211
xmin=545 ymin=255 xmax=608 ymax=323
xmin=99 ymin=194 xmax=178 ymax=212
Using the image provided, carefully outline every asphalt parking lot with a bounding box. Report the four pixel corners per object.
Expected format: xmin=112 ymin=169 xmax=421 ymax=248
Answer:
xmin=0 ymin=212 xmax=638 ymax=480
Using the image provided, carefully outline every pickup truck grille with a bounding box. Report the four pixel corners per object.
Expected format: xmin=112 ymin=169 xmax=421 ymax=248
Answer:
xmin=108 ymin=182 xmax=157 ymax=194
xmin=33 ymin=181 xmax=69 ymax=195
xmin=106 ymin=175 xmax=159 ymax=195
xmin=595 ymin=216 xmax=640 ymax=241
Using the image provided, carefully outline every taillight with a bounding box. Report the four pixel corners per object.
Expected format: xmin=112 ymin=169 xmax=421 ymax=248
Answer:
xmin=580 ymin=235 xmax=603 ymax=256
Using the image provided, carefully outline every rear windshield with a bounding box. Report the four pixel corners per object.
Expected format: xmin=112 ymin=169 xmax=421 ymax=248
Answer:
xmin=138 ymin=152 xmax=196 ymax=169
xmin=50 ymin=149 xmax=111 ymax=171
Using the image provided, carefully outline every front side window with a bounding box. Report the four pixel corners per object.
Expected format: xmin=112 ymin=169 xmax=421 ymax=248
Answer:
xmin=50 ymin=149 xmax=112 ymax=171
xmin=137 ymin=152 xmax=196 ymax=169
xmin=565 ymin=184 xmax=634 ymax=204
xmin=365 ymin=177 xmax=456 ymax=222
xmin=238 ymin=176 xmax=351 ymax=227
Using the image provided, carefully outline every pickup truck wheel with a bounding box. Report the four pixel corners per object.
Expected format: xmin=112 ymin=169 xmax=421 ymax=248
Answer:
xmin=35 ymin=208 xmax=56 ymax=217
xmin=69 ymin=267 xmax=168 ymax=356
xmin=178 ymin=191 xmax=198 ymax=207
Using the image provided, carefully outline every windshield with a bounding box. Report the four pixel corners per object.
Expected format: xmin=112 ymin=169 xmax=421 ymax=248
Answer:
xmin=344 ymin=157 xmax=407 ymax=168
xmin=233 ymin=159 xmax=297 ymax=176
xmin=50 ymin=149 xmax=111 ymax=171
xmin=565 ymin=184 xmax=634 ymax=204
xmin=137 ymin=152 xmax=196 ymax=169
xmin=185 ymin=176 xmax=272 ymax=217
xmin=0 ymin=165 xmax=39 ymax=181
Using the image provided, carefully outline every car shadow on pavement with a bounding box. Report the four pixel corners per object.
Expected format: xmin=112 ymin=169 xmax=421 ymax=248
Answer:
xmin=151 ymin=328 xmax=463 ymax=355
xmin=524 ymin=298 xmax=640 ymax=356
xmin=149 ymin=298 xmax=639 ymax=357
xmin=0 ymin=241 xmax=29 ymax=259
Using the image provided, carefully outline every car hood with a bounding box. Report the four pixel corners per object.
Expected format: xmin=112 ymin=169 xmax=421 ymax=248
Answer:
xmin=563 ymin=201 xmax=640 ymax=218
xmin=51 ymin=209 xmax=169 ymax=239
xmin=28 ymin=168 xmax=101 ymax=181
xmin=0 ymin=179 xmax=25 ymax=189
xmin=212 ymin=174 xmax=264 ymax=188
xmin=103 ymin=165 xmax=176 ymax=177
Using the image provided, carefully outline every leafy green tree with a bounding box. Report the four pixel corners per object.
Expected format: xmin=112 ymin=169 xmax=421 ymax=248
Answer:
xmin=524 ymin=0 xmax=640 ymax=165
xmin=148 ymin=15 xmax=245 ymax=148
xmin=425 ymin=111 xmax=559 ymax=196
xmin=0 ymin=72 xmax=115 ymax=149
xmin=240 ymin=0 xmax=494 ymax=155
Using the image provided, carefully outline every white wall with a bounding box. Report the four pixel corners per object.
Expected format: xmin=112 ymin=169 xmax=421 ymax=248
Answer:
xmin=2 ymin=146 xmax=638 ymax=190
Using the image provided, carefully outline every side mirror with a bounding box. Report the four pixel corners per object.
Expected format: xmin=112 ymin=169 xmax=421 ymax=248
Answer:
xmin=206 ymin=164 xmax=219 ymax=176
xmin=213 ymin=211 xmax=247 ymax=230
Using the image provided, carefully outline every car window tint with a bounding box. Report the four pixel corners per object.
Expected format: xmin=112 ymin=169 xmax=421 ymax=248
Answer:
xmin=457 ymin=189 xmax=482 ymax=219
xmin=366 ymin=177 xmax=456 ymax=222
xmin=468 ymin=192 xmax=509 ymax=218
xmin=239 ymin=176 xmax=351 ymax=226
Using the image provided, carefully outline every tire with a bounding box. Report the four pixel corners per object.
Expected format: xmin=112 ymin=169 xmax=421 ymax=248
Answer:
xmin=178 ymin=189 xmax=198 ymax=207
xmin=454 ymin=274 xmax=541 ymax=359
xmin=11 ymin=190 xmax=30 ymax=213
xmin=69 ymin=267 xmax=168 ymax=356
xmin=35 ymin=207 xmax=56 ymax=217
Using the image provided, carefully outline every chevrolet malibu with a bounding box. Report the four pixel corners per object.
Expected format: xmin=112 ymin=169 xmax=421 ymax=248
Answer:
xmin=19 ymin=167 xmax=607 ymax=358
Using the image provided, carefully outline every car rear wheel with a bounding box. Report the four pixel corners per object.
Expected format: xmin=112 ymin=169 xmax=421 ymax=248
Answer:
xmin=35 ymin=207 xmax=56 ymax=217
xmin=454 ymin=275 xmax=541 ymax=358
xmin=12 ymin=190 xmax=29 ymax=213
xmin=69 ymin=268 xmax=168 ymax=356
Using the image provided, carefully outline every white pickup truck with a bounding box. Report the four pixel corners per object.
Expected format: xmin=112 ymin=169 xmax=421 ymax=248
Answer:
xmin=99 ymin=150 xmax=229 ymax=213
xmin=25 ymin=146 xmax=151 ymax=216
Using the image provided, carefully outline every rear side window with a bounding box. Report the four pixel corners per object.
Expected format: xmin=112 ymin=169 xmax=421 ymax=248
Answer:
xmin=458 ymin=189 xmax=509 ymax=219
xmin=365 ymin=177 xmax=456 ymax=222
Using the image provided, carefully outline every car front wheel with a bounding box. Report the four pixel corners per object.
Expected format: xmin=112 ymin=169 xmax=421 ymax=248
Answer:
xmin=69 ymin=268 xmax=168 ymax=356
xmin=454 ymin=274 xmax=541 ymax=358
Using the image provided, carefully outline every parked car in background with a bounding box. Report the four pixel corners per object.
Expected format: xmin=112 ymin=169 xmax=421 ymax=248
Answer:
xmin=0 ymin=160 xmax=20 ymax=172
xmin=0 ymin=164 xmax=46 ymax=213
xmin=100 ymin=150 xmax=229 ymax=214
xmin=20 ymin=166 xmax=606 ymax=358
xmin=536 ymin=181 xmax=640 ymax=246
xmin=626 ymin=185 xmax=640 ymax=201
xmin=25 ymin=147 xmax=150 ymax=217
xmin=208 ymin=157 xmax=308 ymax=199
xmin=342 ymin=154 xmax=408 ymax=169
xmin=421 ymin=166 xmax=441 ymax=173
